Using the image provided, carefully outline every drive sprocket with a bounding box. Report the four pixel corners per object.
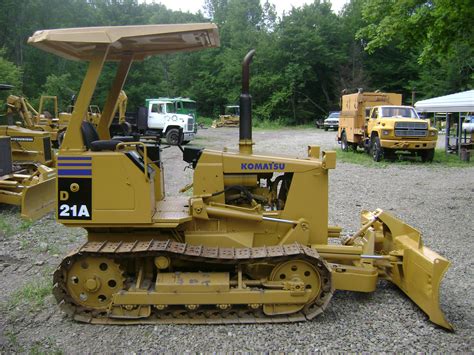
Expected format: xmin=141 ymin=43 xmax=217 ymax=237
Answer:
xmin=65 ymin=256 xmax=124 ymax=310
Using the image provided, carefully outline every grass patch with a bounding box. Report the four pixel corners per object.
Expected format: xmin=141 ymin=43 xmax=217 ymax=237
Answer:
xmin=4 ymin=331 xmax=63 ymax=355
xmin=0 ymin=218 xmax=15 ymax=237
xmin=197 ymin=116 xmax=214 ymax=127
xmin=30 ymin=338 xmax=63 ymax=355
xmin=8 ymin=278 xmax=52 ymax=311
xmin=337 ymin=148 xmax=473 ymax=167
xmin=198 ymin=116 xmax=317 ymax=130
xmin=4 ymin=330 xmax=24 ymax=352
xmin=0 ymin=215 xmax=34 ymax=238
xmin=253 ymin=119 xmax=314 ymax=130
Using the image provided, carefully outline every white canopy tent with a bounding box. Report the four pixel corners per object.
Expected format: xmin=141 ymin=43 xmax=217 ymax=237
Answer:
xmin=415 ymin=90 xmax=474 ymax=113
xmin=415 ymin=90 xmax=473 ymax=157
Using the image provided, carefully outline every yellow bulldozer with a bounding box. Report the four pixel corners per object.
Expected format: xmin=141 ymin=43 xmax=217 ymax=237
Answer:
xmin=0 ymin=86 xmax=56 ymax=219
xmin=212 ymin=105 xmax=240 ymax=128
xmin=0 ymin=135 xmax=56 ymax=219
xmin=27 ymin=24 xmax=452 ymax=329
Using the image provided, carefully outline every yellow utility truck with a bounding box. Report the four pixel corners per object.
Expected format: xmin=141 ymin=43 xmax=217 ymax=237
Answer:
xmin=27 ymin=25 xmax=452 ymax=329
xmin=337 ymin=92 xmax=438 ymax=162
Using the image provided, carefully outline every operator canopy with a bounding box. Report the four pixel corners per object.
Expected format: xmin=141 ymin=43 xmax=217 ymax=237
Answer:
xmin=27 ymin=23 xmax=220 ymax=61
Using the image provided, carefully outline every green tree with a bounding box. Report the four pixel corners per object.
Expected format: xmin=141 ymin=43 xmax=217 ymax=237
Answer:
xmin=0 ymin=49 xmax=22 ymax=108
xmin=0 ymin=49 xmax=22 ymax=89
xmin=357 ymin=0 xmax=474 ymax=97
xmin=41 ymin=73 xmax=79 ymax=110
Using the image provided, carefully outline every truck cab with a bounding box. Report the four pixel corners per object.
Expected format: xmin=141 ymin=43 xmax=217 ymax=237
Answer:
xmin=145 ymin=98 xmax=196 ymax=145
xmin=172 ymin=97 xmax=197 ymax=118
xmin=366 ymin=105 xmax=437 ymax=161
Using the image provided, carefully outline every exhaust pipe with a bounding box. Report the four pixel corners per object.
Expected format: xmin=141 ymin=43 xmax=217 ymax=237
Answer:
xmin=239 ymin=49 xmax=255 ymax=154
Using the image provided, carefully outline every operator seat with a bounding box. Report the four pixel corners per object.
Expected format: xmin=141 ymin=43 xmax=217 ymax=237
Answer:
xmin=81 ymin=121 xmax=121 ymax=151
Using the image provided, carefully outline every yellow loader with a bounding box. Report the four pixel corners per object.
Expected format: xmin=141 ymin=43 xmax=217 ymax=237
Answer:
xmin=28 ymin=24 xmax=452 ymax=329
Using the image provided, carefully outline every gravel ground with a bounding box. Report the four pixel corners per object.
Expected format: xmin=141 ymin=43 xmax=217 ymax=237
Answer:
xmin=0 ymin=127 xmax=473 ymax=353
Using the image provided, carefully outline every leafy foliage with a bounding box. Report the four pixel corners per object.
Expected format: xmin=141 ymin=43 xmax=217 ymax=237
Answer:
xmin=0 ymin=0 xmax=471 ymax=123
xmin=357 ymin=0 xmax=474 ymax=97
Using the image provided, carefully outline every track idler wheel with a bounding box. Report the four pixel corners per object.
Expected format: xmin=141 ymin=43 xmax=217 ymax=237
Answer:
xmin=66 ymin=257 xmax=124 ymax=310
xmin=264 ymin=259 xmax=324 ymax=316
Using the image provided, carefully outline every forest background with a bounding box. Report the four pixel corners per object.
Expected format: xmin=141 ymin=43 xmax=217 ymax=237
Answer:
xmin=0 ymin=0 xmax=472 ymax=124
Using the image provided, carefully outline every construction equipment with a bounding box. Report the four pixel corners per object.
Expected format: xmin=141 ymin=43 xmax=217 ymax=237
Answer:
xmin=0 ymin=136 xmax=56 ymax=219
xmin=112 ymin=90 xmax=130 ymax=134
xmin=0 ymin=125 xmax=55 ymax=167
xmin=337 ymin=91 xmax=438 ymax=162
xmin=6 ymin=94 xmax=70 ymax=147
xmin=0 ymin=86 xmax=56 ymax=219
xmin=1 ymin=93 xmax=56 ymax=167
xmin=212 ymin=105 xmax=240 ymax=128
xmin=28 ymin=25 xmax=452 ymax=330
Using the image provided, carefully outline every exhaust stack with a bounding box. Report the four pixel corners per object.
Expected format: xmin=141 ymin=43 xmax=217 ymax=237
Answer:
xmin=239 ymin=49 xmax=255 ymax=154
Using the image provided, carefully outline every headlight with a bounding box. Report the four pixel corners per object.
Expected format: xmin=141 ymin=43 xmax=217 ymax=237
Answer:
xmin=430 ymin=131 xmax=437 ymax=136
xmin=382 ymin=130 xmax=390 ymax=136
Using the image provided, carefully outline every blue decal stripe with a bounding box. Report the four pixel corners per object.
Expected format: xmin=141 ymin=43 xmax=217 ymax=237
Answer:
xmin=58 ymin=169 xmax=92 ymax=176
xmin=58 ymin=156 xmax=92 ymax=161
xmin=57 ymin=163 xmax=92 ymax=167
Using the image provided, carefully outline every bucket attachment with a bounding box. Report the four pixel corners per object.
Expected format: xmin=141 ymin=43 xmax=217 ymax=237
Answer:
xmin=20 ymin=176 xmax=56 ymax=220
xmin=360 ymin=209 xmax=453 ymax=331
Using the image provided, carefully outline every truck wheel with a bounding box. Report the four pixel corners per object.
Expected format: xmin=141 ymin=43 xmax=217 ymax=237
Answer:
xmin=341 ymin=131 xmax=349 ymax=152
xmin=421 ymin=148 xmax=435 ymax=163
xmin=384 ymin=148 xmax=396 ymax=161
xmin=324 ymin=127 xmax=328 ymax=131
xmin=350 ymin=143 xmax=358 ymax=152
xmin=371 ymin=136 xmax=383 ymax=162
xmin=165 ymin=128 xmax=181 ymax=145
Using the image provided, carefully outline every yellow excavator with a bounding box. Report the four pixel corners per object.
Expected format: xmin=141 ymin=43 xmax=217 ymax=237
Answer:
xmin=28 ymin=24 xmax=452 ymax=329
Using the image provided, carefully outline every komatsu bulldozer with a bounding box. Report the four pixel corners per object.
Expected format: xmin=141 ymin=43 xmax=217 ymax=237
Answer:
xmin=28 ymin=24 xmax=452 ymax=330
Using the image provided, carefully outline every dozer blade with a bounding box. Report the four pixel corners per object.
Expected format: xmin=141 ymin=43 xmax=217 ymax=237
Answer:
xmin=20 ymin=177 xmax=56 ymax=220
xmin=363 ymin=210 xmax=453 ymax=331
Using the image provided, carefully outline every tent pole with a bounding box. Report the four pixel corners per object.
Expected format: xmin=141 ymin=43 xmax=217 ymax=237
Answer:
xmin=445 ymin=113 xmax=449 ymax=155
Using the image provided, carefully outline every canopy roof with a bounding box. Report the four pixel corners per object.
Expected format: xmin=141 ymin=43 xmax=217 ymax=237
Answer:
xmin=414 ymin=90 xmax=474 ymax=113
xmin=28 ymin=23 xmax=220 ymax=61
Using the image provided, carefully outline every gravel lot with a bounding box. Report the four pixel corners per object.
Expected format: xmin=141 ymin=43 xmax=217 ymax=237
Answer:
xmin=0 ymin=127 xmax=473 ymax=353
